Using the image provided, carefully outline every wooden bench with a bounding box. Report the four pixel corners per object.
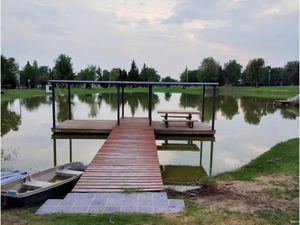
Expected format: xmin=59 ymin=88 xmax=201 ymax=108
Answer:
xmin=162 ymin=119 xmax=198 ymax=128
xmin=157 ymin=110 xmax=201 ymax=128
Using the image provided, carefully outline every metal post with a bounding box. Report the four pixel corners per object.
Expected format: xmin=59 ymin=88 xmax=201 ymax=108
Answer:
xmin=201 ymin=85 xmax=206 ymax=122
xmin=68 ymin=83 xmax=71 ymax=120
xmin=200 ymin=141 xmax=203 ymax=166
xmin=69 ymin=139 xmax=72 ymax=162
xmin=211 ymin=85 xmax=216 ymax=130
xmin=53 ymin=138 xmax=57 ymax=167
xmin=148 ymin=84 xmax=152 ymax=125
xmin=121 ymin=85 xmax=124 ymax=118
xmin=209 ymin=141 xmax=214 ymax=176
xmin=52 ymin=83 xmax=56 ymax=128
xmin=117 ymin=84 xmax=120 ymax=125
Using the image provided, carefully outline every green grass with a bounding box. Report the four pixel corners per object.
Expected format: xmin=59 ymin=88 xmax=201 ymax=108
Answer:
xmin=219 ymin=85 xmax=299 ymax=99
xmin=1 ymin=200 xmax=269 ymax=225
xmin=216 ymin=138 xmax=299 ymax=181
xmin=1 ymin=88 xmax=48 ymax=101
xmin=1 ymin=85 xmax=298 ymax=102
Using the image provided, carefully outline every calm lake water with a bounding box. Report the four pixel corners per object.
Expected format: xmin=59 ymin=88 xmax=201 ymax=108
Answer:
xmin=1 ymin=92 xmax=299 ymax=184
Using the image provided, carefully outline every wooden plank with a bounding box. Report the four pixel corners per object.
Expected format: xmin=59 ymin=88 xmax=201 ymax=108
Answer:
xmin=72 ymin=117 xmax=164 ymax=192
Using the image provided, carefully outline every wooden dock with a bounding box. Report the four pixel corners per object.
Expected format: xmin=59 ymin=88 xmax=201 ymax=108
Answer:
xmin=72 ymin=118 xmax=164 ymax=192
xmin=53 ymin=118 xmax=215 ymax=136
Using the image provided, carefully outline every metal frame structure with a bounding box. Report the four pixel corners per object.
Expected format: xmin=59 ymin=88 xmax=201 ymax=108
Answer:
xmin=49 ymin=80 xmax=218 ymax=130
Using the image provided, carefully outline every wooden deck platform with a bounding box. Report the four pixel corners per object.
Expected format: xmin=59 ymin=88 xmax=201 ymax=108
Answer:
xmin=52 ymin=118 xmax=215 ymax=136
xmin=72 ymin=118 xmax=164 ymax=192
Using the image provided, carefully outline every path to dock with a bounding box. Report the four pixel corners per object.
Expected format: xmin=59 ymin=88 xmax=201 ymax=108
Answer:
xmin=72 ymin=118 xmax=164 ymax=192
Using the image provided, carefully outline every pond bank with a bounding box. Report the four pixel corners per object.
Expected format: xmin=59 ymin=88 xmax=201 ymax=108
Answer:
xmin=2 ymin=138 xmax=298 ymax=225
xmin=1 ymin=85 xmax=299 ymax=102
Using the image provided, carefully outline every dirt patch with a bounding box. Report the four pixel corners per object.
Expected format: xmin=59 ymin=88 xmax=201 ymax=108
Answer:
xmin=168 ymin=175 xmax=299 ymax=214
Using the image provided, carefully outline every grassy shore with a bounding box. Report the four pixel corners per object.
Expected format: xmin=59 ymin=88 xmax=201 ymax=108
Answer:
xmin=2 ymin=138 xmax=298 ymax=225
xmin=1 ymin=85 xmax=298 ymax=102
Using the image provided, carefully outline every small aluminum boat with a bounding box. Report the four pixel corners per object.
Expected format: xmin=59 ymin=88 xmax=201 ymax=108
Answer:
xmin=1 ymin=162 xmax=86 ymax=208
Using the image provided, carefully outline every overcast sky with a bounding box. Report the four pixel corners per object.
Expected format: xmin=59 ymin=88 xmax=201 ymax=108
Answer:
xmin=1 ymin=0 xmax=299 ymax=79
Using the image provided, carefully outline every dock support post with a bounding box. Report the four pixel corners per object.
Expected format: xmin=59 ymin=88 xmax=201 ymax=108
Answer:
xmin=209 ymin=141 xmax=214 ymax=176
xmin=200 ymin=141 xmax=203 ymax=166
xmin=53 ymin=138 xmax=57 ymax=166
xmin=211 ymin=85 xmax=216 ymax=130
xmin=117 ymin=84 xmax=120 ymax=125
xmin=201 ymin=85 xmax=206 ymax=122
xmin=68 ymin=83 xmax=71 ymax=120
xmin=69 ymin=139 xmax=72 ymax=162
xmin=52 ymin=83 xmax=56 ymax=129
xmin=148 ymin=84 xmax=152 ymax=125
xmin=121 ymin=85 xmax=124 ymax=118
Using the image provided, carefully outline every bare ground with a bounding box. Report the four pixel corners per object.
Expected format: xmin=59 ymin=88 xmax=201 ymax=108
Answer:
xmin=168 ymin=175 xmax=299 ymax=214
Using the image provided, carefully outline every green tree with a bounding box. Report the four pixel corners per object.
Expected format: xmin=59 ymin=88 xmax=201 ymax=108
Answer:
xmin=118 ymin=69 xmax=127 ymax=81
xmin=53 ymin=54 xmax=74 ymax=80
xmin=161 ymin=76 xmax=177 ymax=82
xmin=20 ymin=60 xmax=39 ymax=88
xmin=96 ymin=67 xmax=102 ymax=81
xmin=38 ymin=66 xmax=51 ymax=86
xmin=100 ymin=69 xmax=110 ymax=88
xmin=283 ymin=61 xmax=299 ymax=85
xmin=198 ymin=57 xmax=220 ymax=82
xmin=77 ymin=65 xmax=97 ymax=81
xmin=180 ymin=67 xmax=189 ymax=82
xmin=244 ymin=58 xmax=265 ymax=87
xmin=140 ymin=63 xmax=160 ymax=82
xmin=223 ymin=60 xmax=242 ymax=85
xmin=1 ymin=55 xmax=19 ymax=89
xmin=109 ymin=68 xmax=121 ymax=81
xmin=127 ymin=60 xmax=139 ymax=81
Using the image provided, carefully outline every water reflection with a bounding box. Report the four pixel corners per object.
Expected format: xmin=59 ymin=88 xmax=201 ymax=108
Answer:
xmin=156 ymin=136 xmax=215 ymax=184
xmin=164 ymin=93 xmax=172 ymax=101
xmin=1 ymin=92 xmax=298 ymax=175
xmin=1 ymin=101 xmax=21 ymax=137
xmin=21 ymin=96 xmax=51 ymax=112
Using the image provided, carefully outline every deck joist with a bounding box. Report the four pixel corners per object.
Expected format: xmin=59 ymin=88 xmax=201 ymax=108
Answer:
xmin=72 ymin=118 xmax=164 ymax=192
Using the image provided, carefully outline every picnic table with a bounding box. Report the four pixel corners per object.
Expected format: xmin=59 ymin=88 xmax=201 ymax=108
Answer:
xmin=157 ymin=110 xmax=201 ymax=128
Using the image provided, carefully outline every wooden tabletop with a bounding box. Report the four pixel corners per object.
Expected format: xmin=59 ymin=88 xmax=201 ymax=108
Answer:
xmin=157 ymin=110 xmax=201 ymax=114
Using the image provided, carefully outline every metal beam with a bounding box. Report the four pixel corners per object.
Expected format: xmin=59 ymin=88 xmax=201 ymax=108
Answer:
xmin=68 ymin=83 xmax=71 ymax=120
xmin=50 ymin=80 xmax=218 ymax=87
xmin=117 ymin=85 xmax=120 ymax=125
xmin=148 ymin=84 xmax=152 ymax=125
xmin=211 ymin=85 xmax=216 ymax=130
xmin=201 ymin=85 xmax=206 ymax=122
xmin=121 ymin=85 xmax=124 ymax=118
xmin=52 ymin=84 xmax=56 ymax=128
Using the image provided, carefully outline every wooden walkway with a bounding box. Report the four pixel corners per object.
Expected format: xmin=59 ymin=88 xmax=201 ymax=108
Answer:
xmin=72 ymin=118 xmax=164 ymax=192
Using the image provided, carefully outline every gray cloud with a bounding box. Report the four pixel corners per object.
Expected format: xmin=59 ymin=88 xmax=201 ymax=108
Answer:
xmin=1 ymin=0 xmax=298 ymax=79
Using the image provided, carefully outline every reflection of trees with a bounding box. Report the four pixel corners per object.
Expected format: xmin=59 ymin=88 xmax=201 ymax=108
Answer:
xmin=218 ymin=95 xmax=239 ymax=120
xmin=240 ymin=97 xmax=276 ymax=125
xmin=179 ymin=93 xmax=215 ymax=122
xmin=1 ymin=101 xmax=21 ymax=136
xmin=280 ymin=106 xmax=299 ymax=120
xmin=57 ymin=95 xmax=75 ymax=122
xmin=78 ymin=94 xmax=99 ymax=118
xmin=21 ymin=96 xmax=50 ymax=111
xmin=98 ymin=93 xmax=159 ymax=116
xmin=164 ymin=93 xmax=172 ymax=101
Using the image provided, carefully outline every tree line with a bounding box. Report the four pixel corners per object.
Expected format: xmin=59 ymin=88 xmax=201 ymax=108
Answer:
xmin=1 ymin=54 xmax=299 ymax=89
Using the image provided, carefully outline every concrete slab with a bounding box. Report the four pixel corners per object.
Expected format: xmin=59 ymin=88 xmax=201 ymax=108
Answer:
xmin=35 ymin=192 xmax=185 ymax=215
